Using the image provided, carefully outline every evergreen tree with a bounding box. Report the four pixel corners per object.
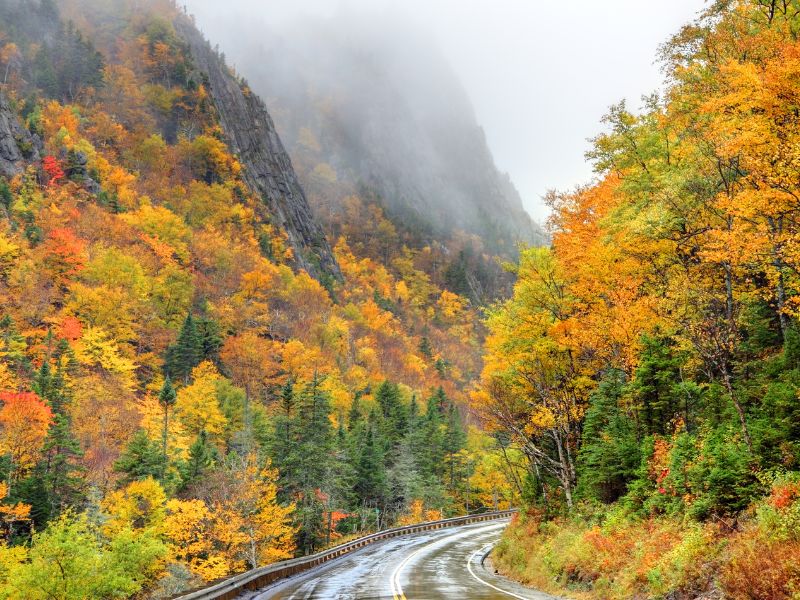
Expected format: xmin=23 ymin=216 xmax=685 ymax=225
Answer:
xmin=164 ymin=313 xmax=202 ymax=382
xmin=408 ymin=394 xmax=419 ymax=427
xmin=270 ymin=379 xmax=296 ymax=496
xmin=375 ymin=380 xmax=407 ymax=452
xmin=180 ymin=430 xmax=218 ymax=490
xmin=40 ymin=414 xmax=85 ymax=515
xmin=577 ymin=370 xmax=641 ymax=503
xmin=443 ymin=400 xmax=468 ymax=495
xmin=418 ymin=391 xmax=446 ymax=479
xmin=34 ymin=342 xmax=85 ymax=517
xmin=196 ymin=315 xmax=223 ymax=366
xmin=16 ymin=465 xmax=50 ymax=530
xmin=348 ymin=392 xmax=363 ymax=431
xmin=270 ymin=375 xmax=337 ymax=553
xmin=629 ymin=335 xmax=685 ymax=436
xmin=158 ymin=376 xmax=177 ymax=476
xmin=418 ymin=337 xmax=433 ymax=360
xmin=354 ymin=423 xmax=386 ymax=504
xmin=114 ymin=430 xmax=167 ymax=486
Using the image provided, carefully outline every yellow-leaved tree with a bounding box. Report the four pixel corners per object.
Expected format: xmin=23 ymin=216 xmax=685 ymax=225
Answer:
xmin=473 ymin=247 xmax=593 ymax=508
xmin=174 ymin=361 xmax=227 ymax=441
xmin=208 ymin=453 xmax=296 ymax=572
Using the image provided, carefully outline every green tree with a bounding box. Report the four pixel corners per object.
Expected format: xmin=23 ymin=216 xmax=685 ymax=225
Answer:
xmin=158 ymin=376 xmax=176 ymax=476
xmin=577 ymin=371 xmax=641 ymax=503
xmin=443 ymin=400 xmax=467 ymax=496
xmin=354 ymin=423 xmax=386 ymax=504
xmin=1 ymin=511 xmax=165 ymax=599
xmin=164 ymin=314 xmax=202 ymax=383
xmin=179 ymin=430 xmax=218 ymax=490
xmin=114 ymin=430 xmax=167 ymax=486
xmin=375 ymin=380 xmax=407 ymax=453
xmin=270 ymin=375 xmax=337 ymax=553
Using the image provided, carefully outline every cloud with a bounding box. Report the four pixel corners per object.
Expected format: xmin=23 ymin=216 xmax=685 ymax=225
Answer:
xmin=185 ymin=0 xmax=706 ymax=221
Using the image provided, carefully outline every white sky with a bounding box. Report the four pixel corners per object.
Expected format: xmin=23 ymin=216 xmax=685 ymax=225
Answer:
xmin=186 ymin=0 xmax=708 ymax=223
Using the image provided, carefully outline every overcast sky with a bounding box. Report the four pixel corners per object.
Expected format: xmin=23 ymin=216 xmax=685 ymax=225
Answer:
xmin=186 ymin=0 xmax=707 ymax=223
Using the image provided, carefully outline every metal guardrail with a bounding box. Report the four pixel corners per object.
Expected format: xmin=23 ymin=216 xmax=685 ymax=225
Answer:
xmin=174 ymin=509 xmax=517 ymax=600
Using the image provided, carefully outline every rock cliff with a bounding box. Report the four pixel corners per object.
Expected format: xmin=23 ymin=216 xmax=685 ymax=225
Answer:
xmin=174 ymin=15 xmax=341 ymax=282
xmin=188 ymin=11 xmax=548 ymax=258
xmin=0 ymin=93 xmax=40 ymax=179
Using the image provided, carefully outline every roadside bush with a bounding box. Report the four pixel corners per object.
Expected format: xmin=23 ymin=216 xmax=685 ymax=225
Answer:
xmin=720 ymin=530 xmax=800 ymax=600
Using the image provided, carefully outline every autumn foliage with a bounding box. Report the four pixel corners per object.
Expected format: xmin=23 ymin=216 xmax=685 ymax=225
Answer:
xmin=477 ymin=1 xmax=800 ymax=597
xmin=0 ymin=0 xmax=517 ymax=597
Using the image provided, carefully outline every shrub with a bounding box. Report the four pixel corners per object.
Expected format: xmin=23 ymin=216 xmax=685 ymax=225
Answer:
xmin=720 ymin=530 xmax=800 ymax=600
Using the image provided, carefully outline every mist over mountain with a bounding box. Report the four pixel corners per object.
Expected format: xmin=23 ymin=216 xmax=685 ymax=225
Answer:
xmin=187 ymin=5 xmax=548 ymax=261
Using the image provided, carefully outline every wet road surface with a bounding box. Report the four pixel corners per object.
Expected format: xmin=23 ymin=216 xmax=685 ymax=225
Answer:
xmin=245 ymin=520 xmax=561 ymax=600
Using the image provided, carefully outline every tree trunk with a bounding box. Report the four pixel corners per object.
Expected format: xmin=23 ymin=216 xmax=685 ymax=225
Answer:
xmin=552 ymin=430 xmax=574 ymax=509
xmin=721 ymin=366 xmax=753 ymax=454
xmin=162 ymin=405 xmax=169 ymax=476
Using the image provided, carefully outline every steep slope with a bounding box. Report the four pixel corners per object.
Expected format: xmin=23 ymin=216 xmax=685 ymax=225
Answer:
xmin=0 ymin=3 xmax=520 ymax=597
xmin=0 ymin=92 xmax=40 ymax=177
xmin=185 ymin=6 xmax=547 ymax=297
xmin=173 ymin=14 xmax=340 ymax=281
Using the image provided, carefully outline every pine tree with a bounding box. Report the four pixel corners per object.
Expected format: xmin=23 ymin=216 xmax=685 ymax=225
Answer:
xmin=416 ymin=391 xmax=446 ymax=480
xmin=158 ymin=376 xmax=177 ymax=476
xmin=34 ymin=342 xmax=85 ymax=518
xmin=40 ymin=414 xmax=85 ymax=515
xmin=418 ymin=337 xmax=433 ymax=360
xmin=355 ymin=423 xmax=386 ymax=504
xmin=164 ymin=314 xmax=202 ymax=383
xmin=444 ymin=400 xmax=467 ymax=495
xmin=375 ymin=380 xmax=407 ymax=451
xmin=180 ymin=430 xmax=218 ymax=490
xmin=348 ymin=392 xmax=363 ymax=431
xmin=196 ymin=315 xmax=223 ymax=366
xmin=270 ymin=375 xmax=337 ymax=553
xmin=114 ymin=430 xmax=167 ymax=486
xmin=577 ymin=370 xmax=641 ymax=503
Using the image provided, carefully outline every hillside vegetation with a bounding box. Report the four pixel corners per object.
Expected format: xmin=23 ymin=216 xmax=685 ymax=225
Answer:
xmin=185 ymin=5 xmax=548 ymax=303
xmin=474 ymin=1 xmax=800 ymax=598
xmin=0 ymin=1 xmax=522 ymax=597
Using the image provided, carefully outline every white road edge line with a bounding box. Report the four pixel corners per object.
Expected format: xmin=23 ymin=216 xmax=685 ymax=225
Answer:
xmin=390 ymin=522 xmax=507 ymax=600
xmin=466 ymin=544 xmax=530 ymax=600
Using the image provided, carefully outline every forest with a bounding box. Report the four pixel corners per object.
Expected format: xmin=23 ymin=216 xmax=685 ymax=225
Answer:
xmin=477 ymin=1 xmax=800 ymax=598
xmin=0 ymin=0 xmax=522 ymax=597
xmin=3 ymin=0 xmax=800 ymax=598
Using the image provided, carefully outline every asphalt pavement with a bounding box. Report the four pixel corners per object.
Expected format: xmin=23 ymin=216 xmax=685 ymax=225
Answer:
xmin=244 ymin=520 xmax=562 ymax=600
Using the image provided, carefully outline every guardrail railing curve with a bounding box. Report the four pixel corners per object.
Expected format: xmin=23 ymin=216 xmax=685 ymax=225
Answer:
xmin=172 ymin=509 xmax=518 ymax=600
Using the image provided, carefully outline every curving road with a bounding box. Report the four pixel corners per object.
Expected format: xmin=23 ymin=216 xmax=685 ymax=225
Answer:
xmin=242 ymin=520 xmax=560 ymax=600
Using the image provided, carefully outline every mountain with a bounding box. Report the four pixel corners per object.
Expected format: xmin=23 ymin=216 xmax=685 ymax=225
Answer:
xmin=0 ymin=1 xmax=519 ymax=596
xmin=173 ymin=14 xmax=340 ymax=281
xmin=186 ymin=6 xmax=548 ymax=299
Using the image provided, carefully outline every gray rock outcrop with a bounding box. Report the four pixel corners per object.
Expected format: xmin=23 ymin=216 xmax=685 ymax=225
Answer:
xmin=174 ymin=16 xmax=341 ymax=282
xmin=0 ymin=92 xmax=40 ymax=178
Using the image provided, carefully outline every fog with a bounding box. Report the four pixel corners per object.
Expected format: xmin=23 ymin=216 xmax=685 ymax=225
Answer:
xmin=184 ymin=0 xmax=706 ymax=223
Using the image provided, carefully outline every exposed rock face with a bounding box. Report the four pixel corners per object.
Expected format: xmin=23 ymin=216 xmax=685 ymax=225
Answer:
xmin=0 ymin=92 xmax=40 ymax=178
xmin=189 ymin=12 xmax=549 ymax=257
xmin=174 ymin=16 xmax=341 ymax=281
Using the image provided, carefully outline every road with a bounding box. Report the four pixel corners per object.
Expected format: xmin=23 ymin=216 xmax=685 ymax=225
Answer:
xmin=244 ymin=520 xmax=561 ymax=600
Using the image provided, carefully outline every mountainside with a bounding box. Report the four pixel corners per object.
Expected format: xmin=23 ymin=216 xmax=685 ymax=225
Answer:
xmin=186 ymin=6 xmax=547 ymax=300
xmin=173 ymin=15 xmax=340 ymax=281
xmin=0 ymin=0 xmax=521 ymax=597
xmin=0 ymin=92 xmax=40 ymax=177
